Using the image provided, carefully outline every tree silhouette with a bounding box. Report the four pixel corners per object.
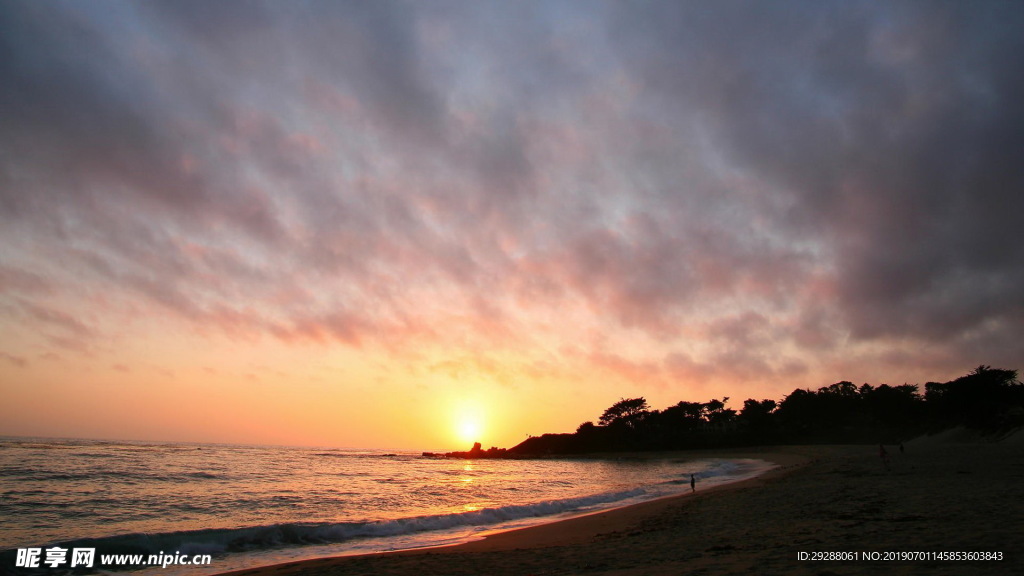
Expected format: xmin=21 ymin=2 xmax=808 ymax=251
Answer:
xmin=503 ymin=366 xmax=1021 ymax=457
xmin=926 ymin=365 xmax=1022 ymax=431
xmin=599 ymin=397 xmax=650 ymax=429
xmin=739 ymin=399 xmax=777 ymax=440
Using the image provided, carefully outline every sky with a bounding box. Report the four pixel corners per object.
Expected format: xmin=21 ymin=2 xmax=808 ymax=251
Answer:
xmin=1 ymin=0 xmax=1022 ymax=451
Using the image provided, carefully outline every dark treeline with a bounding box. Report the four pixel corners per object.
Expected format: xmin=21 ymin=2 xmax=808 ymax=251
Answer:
xmin=502 ymin=366 xmax=1023 ymax=456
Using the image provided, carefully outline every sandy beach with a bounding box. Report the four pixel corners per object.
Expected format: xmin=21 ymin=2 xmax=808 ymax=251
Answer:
xmin=218 ymin=435 xmax=1023 ymax=576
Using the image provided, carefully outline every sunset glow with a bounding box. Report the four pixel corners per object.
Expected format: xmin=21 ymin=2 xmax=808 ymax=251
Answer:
xmin=456 ymin=416 xmax=484 ymax=447
xmin=1 ymin=1 xmax=1022 ymax=451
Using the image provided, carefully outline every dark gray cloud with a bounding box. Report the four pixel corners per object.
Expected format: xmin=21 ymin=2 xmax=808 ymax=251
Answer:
xmin=1 ymin=0 xmax=1021 ymax=387
xmin=610 ymin=0 xmax=1024 ymax=363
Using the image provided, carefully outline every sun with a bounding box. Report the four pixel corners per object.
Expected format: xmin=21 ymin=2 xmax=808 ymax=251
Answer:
xmin=452 ymin=402 xmax=485 ymax=446
xmin=457 ymin=417 xmax=482 ymax=445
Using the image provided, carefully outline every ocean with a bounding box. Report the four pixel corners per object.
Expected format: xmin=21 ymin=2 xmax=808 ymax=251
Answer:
xmin=0 ymin=437 xmax=775 ymax=575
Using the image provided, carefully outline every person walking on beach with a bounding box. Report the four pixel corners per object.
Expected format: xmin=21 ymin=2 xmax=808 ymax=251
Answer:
xmin=879 ymin=444 xmax=890 ymax=471
xmin=690 ymin=473 xmax=696 ymax=493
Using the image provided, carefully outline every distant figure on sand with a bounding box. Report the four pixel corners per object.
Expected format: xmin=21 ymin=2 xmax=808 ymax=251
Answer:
xmin=879 ymin=444 xmax=890 ymax=471
xmin=690 ymin=474 xmax=696 ymax=493
xmin=899 ymin=442 xmax=905 ymax=455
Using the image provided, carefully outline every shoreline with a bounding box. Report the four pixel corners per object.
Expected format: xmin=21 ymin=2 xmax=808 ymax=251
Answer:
xmin=214 ymin=447 xmax=816 ymax=576
xmin=431 ymin=448 xmax=811 ymax=555
xmin=214 ymin=439 xmax=1023 ymax=575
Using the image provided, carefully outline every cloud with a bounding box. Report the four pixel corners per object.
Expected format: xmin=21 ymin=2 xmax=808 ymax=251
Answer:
xmin=13 ymin=299 xmax=94 ymax=339
xmin=1 ymin=352 xmax=28 ymax=368
xmin=608 ymin=0 xmax=1024 ymax=367
xmin=0 ymin=0 xmax=1020 ymax=390
xmin=0 ymin=266 xmax=53 ymax=295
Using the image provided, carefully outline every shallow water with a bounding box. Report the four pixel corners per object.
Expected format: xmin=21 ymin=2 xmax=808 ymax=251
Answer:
xmin=0 ymin=437 xmax=774 ymax=574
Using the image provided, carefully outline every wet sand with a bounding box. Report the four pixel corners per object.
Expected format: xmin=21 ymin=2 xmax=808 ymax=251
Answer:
xmin=218 ymin=437 xmax=1023 ymax=575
